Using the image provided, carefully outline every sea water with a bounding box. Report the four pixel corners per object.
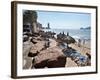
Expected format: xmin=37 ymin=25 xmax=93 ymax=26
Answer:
xmin=44 ymin=28 xmax=91 ymax=40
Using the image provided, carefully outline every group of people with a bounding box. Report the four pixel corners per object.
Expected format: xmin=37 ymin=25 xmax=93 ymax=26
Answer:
xmin=78 ymin=39 xmax=86 ymax=47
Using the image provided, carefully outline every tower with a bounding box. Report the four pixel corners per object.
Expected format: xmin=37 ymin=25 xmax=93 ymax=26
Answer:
xmin=47 ymin=23 xmax=50 ymax=29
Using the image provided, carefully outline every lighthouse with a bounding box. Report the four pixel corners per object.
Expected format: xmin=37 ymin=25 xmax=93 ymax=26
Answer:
xmin=47 ymin=23 xmax=50 ymax=29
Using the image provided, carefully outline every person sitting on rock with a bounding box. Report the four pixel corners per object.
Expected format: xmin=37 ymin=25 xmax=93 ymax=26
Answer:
xmin=86 ymin=53 xmax=91 ymax=66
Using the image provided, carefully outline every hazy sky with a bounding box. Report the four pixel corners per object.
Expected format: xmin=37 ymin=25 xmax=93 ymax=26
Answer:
xmin=37 ymin=11 xmax=91 ymax=29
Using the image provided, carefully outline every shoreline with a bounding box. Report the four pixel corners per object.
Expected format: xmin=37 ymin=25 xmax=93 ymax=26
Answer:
xmin=69 ymin=41 xmax=91 ymax=56
xmin=43 ymin=28 xmax=90 ymax=40
xmin=23 ymin=30 xmax=91 ymax=69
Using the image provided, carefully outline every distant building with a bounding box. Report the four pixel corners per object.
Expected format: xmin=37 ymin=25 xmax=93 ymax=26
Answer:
xmin=47 ymin=23 xmax=50 ymax=29
xmin=44 ymin=23 xmax=51 ymax=29
xmin=23 ymin=23 xmax=32 ymax=34
xmin=23 ymin=21 xmax=43 ymax=33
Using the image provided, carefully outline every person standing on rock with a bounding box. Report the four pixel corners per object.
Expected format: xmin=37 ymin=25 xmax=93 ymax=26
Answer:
xmin=47 ymin=39 xmax=50 ymax=47
xmin=78 ymin=39 xmax=81 ymax=47
xmin=86 ymin=53 xmax=91 ymax=66
xmin=44 ymin=38 xmax=50 ymax=49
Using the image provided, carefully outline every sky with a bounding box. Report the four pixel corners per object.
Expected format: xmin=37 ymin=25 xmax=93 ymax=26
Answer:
xmin=37 ymin=11 xmax=91 ymax=29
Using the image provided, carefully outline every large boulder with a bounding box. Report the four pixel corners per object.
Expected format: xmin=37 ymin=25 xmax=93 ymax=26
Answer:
xmin=33 ymin=47 xmax=66 ymax=68
xmin=29 ymin=39 xmax=45 ymax=57
xmin=47 ymin=56 xmax=66 ymax=68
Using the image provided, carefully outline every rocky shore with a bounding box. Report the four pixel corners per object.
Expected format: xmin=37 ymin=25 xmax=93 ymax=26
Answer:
xmin=23 ymin=31 xmax=91 ymax=69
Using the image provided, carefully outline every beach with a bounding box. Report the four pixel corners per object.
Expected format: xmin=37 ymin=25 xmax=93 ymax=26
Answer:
xmin=69 ymin=42 xmax=90 ymax=55
xmin=23 ymin=31 xmax=91 ymax=69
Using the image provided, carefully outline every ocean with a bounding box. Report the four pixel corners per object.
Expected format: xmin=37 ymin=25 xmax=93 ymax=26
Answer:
xmin=43 ymin=28 xmax=91 ymax=40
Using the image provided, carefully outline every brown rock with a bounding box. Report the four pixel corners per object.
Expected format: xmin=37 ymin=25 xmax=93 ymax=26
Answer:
xmin=47 ymin=56 xmax=66 ymax=68
xmin=33 ymin=47 xmax=66 ymax=68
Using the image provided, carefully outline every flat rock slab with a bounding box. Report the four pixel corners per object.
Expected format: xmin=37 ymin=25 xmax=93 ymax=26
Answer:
xmin=30 ymin=40 xmax=45 ymax=53
xmin=33 ymin=46 xmax=66 ymax=68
